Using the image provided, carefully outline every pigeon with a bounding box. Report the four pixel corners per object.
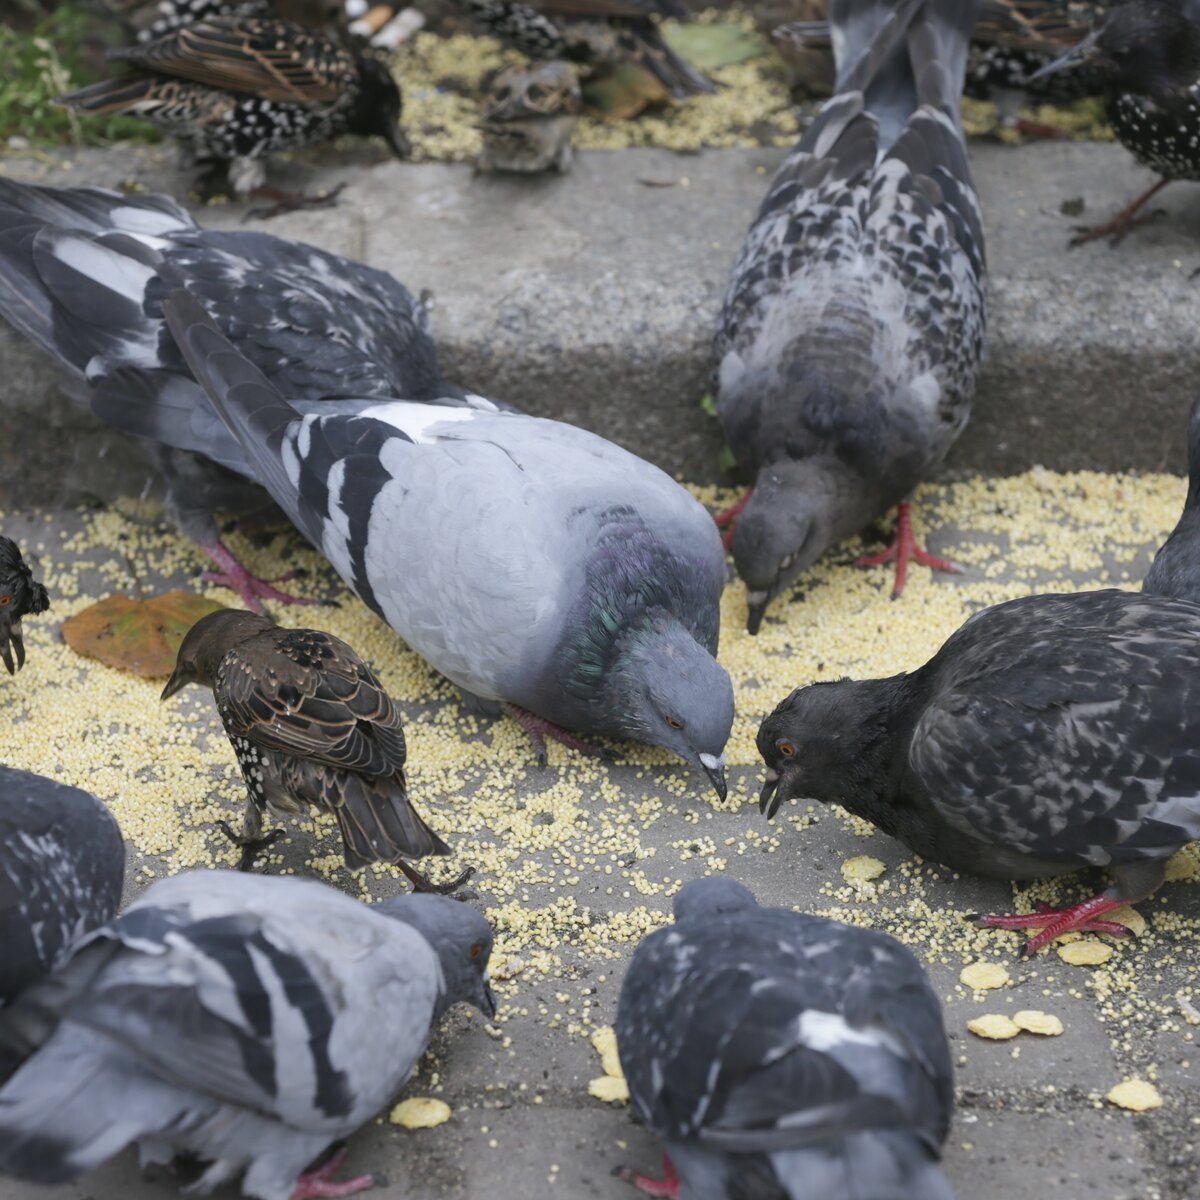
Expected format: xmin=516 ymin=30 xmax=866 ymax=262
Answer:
xmin=451 ymin=0 xmax=715 ymax=99
xmin=161 ymin=608 xmax=465 ymax=888
xmin=1143 ymin=396 xmax=1200 ymax=600
xmin=58 ymin=15 xmax=410 ymax=213
xmin=0 ymin=178 xmax=484 ymax=612
xmin=477 ymin=60 xmax=582 ymax=174
xmin=161 ymin=287 xmax=734 ymax=795
xmin=0 ymin=538 xmax=49 ymax=676
xmin=0 ymin=767 xmax=124 ymax=1007
xmin=0 ymin=870 xmax=495 ymax=1200
xmin=1031 ymin=0 xmax=1200 ymax=244
xmin=613 ymin=877 xmax=955 ymax=1200
xmin=758 ymin=588 xmax=1200 ymax=956
xmin=714 ymin=0 xmax=987 ymax=632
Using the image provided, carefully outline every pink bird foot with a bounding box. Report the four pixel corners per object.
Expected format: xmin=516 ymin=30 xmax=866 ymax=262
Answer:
xmin=291 ymin=1148 xmax=376 ymax=1200
xmin=855 ymin=500 xmax=963 ymax=599
xmin=200 ymin=540 xmax=326 ymax=613
xmin=713 ymin=488 xmax=752 ymax=552
xmin=613 ymin=1153 xmax=680 ymax=1199
xmin=502 ymin=703 xmax=612 ymax=767
xmin=972 ymin=895 xmax=1134 ymax=956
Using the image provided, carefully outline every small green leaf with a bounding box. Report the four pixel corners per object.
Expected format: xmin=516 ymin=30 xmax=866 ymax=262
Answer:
xmin=718 ymin=445 xmax=738 ymax=473
xmin=663 ymin=23 xmax=767 ymax=71
xmin=700 ymin=392 xmax=717 ymax=417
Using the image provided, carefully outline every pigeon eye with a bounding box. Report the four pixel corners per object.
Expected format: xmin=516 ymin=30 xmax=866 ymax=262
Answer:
xmin=0 ymin=595 xmax=10 ymax=606
xmin=777 ymin=741 xmax=796 ymax=758
xmin=665 ymin=716 xmax=683 ymax=730
xmin=470 ymin=942 xmax=483 ymax=960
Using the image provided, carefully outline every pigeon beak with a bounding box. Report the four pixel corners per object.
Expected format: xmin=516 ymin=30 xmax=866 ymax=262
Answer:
xmin=746 ymin=590 xmax=770 ymax=636
xmin=387 ymin=122 xmax=412 ymax=159
xmin=160 ymin=667 xmax=188 ymax=701
xmin=759 ymin=767 xmax=781 ymax=818
xmin=480 ymin=974 xmax=498 ymax=1019
xmin=1027 ymin=30 xmax=1101 ymax=83
xmin=699 ymin=752 xmax=727 ymax=802
xmin=0 ymin=615 xmax=20 ymax=675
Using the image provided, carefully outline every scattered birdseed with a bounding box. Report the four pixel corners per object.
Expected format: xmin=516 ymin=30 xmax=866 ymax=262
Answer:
xmin=960 ymin=962 xmax=1010 ymax=991
xmin=840 ymin=855 xmax=886 ymax=884
xmin=1013 ymin=1011 xmax=1064 ymax=1037
xmin=967 ymin=1015 xmax=1021 ymax=1041
xmin=1058 ymin=941 xmax=1114 ymax=967
xmin=389 ymin=1097 xmax=452 ymax=1128
xmin=1106 ymin=1080 xmax=1164 ymax=1112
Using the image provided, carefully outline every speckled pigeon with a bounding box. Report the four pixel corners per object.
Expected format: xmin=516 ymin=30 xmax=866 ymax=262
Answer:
xmin=0 ymin=870 xmax=495 ymax=1200
xmin=758 ymin=589 xmax=1200 ymax=955
xmin=162 ymin=288 xmax=734 ymax=795
xmin=714 ymin=0 xmax=987 ymax=631
xmin=0 ymin=767 xmax=124 ymax=1006
xmin=1144 ymin=395 xmax=1200 ymax=600
xmin=614 ymin=877 xmax=955 ymax=1200
xmin=0 ymin=178 xmax=490 ymax=612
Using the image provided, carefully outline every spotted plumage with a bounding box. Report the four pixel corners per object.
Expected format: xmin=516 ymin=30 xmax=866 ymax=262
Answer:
xmin=478 ymin=60 xmax=582 ymax=173
xmin=453 ymin=0 xmax=714 ymax=98
xmin=0 ymin=537 xmax=49 ymax=676
xmin=58 ymin=16 xmax=409 ymax=197
xmin=614 ymin=878 xmax=955 ymax=1200
xmin=716 ymin=0 xmax=987 ymax=631
xmin=759 ymin=589 xmax=1200 ymax=954
xmin=162 ymin=610 xmax=454 ymax=881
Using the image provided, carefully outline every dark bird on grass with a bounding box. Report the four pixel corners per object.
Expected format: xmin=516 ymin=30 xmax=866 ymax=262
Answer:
xmin=1143 ymin=396 xmax=1200 ymax=599
xmin=0 ymin=179 xmax=486 ymax=612
xmin=0 ymin=538 xmax=49 ymax=676
xmin=162 ymin=609 xmax=465 ymax=888
xmin=452 ymin=0 xmax=714 ymax=99
xmin=1031 ymin=0 xmax=1200 ymax=244
xmin=0 ymin=871 xmax=494 ymax=1200
xmin=477 ymin=60 xmax=582 ymax=174
xmin=758 ymin=589 xmax=1200 ymax=956
xmin=715 ymin=0 xmax=987 ymax=633
xmin=0 ymin=768 xmax=124 ymax=1008
xmin=613 ymin=877 xmax=955 ymax=1200
xmin=59 ymin=15 xmax=410 ymax=214
xmin=162 ymin=288 xmax=734 ymax=797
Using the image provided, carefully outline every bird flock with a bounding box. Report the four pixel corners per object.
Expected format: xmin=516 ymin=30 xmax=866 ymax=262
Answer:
xmin=0 ymin=1 xmax=1198 ymax=1198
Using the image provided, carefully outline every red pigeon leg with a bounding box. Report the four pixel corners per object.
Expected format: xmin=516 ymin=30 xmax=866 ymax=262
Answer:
xmin=713 ymin=488 xmax=752 ymax=552
xmin=245 ymin=183 xmax=346 ymax=221
xmin=503 ymin=703 xmax=612 ymax=766
xmin=291 ymin=1148 xmax=376 ymax=1200
xmin=973 ymin=894 xmax=1135 ymax=956
xmin=1069 ymin=177 xmax=1171 ymax=247
xmin=855 ymin=500 xmax=963 ymax=599
xmin=200 ymin=540 xmax=325 ymax=613
xmin=613 ymin=1152 xmax=681 ymax=1199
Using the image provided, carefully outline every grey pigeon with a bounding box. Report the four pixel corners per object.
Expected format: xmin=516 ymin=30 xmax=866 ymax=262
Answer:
xmin=162 ymin=288 xmax=734 ymax=795
xmin=0 ymin=537 xmax=50 ymax=675
xmin=614 ymin=877 xmax=955 ymax=1200
xmin=1143 ymin=395 xmax=1200 ymax=600
xmin=0 ymin=870 xmax=495 ymax=1200
xmin=714 ymin=0 xmax=987 ymax=632
xmin=0 ymin=767 xmax=124 ymax=1006
xmin=0 ymin=178 xmax=490 ymax=613
xmin=758 ymin=589 xmax=1200 ymax=956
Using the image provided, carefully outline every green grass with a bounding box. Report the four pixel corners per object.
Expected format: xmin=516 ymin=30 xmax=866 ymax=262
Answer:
xmin=0 ymin=6 xmax=161 ymax=147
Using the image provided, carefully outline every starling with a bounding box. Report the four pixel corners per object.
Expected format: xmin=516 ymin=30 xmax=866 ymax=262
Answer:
xmin=451 ymin=0 xmax=714 ymax=99
xmin=1032 ymin=0 xmax=1200 ymax=243
xmin=715 ymin=0 xmax=987 ymax=631
xmin=161 ymin=609 xmax=467 ymax=890
xmin=1143 ymin=395 xmax=1200 ymax=599
xmin=477 ymin=60 xmax=582 ymax=173
xmin=758 ymin=589 xmax=1200 ymax=956
xmin=0 ymin=537 xmax=50 ymax=676
xmin=613 ymin=878 xmax=955 ymax=1200
xmin=58 ymin=15 xmax=410 ymax=213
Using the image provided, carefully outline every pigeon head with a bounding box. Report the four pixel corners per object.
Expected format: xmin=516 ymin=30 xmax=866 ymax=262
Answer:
xmin=1031 ymin=2 xmax=1200 ymax=99
xmin=376 ymin=893 xmax=497 ymax=1019
xmin=672 ymin=876 xmax=758 ymax=922
xmin=161 ymin=609 xmax=274 ymax=699
xmin=731 ymin=462 xmax=837 ymax=635
xmin=608 ymin=615 xmax=734 ymax=801
xmin=350 ymin=56 xmax=411 ymax=158
xmin=756 ymin=678 xmax=898 ymax=819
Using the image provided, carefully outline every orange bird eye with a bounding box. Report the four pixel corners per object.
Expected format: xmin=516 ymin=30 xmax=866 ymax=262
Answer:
xmin=777 ymin=741 xmax=796 ymax=758
xmin=470 ymin=943 xmax=483 ymax=959
xmin=0 ymin=595 xmax=10 ymax=606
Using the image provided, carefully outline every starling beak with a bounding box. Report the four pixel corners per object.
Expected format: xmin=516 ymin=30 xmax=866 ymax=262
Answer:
xmin=1026 ymin=28 xmax=1102 ymax=81
xmin=0 ymin=535 xmax=50 ymax=675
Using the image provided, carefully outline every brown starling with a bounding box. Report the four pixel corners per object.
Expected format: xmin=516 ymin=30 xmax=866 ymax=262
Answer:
xmin=477 ymin=60 xmax=582 ymax=173
xmin=161 ymin=609 xmax=467 ymax=890
xmin=58 ymin=15 xmax=410 ymax=212
xmin=0 ymin=536 xmax=50 ymax=676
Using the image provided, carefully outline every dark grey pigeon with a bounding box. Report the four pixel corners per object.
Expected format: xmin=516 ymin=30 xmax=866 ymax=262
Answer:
xmin=714 ymin=0 xmax=987 ymax=632
xmin=614 ymin=877 xmax=955 ymax=1200
xmin=161 ymin=289 xmax=734 ymax=796
xmin=758 ymin=589 xmax=1200 ymax=956
xmin=0 ymin=871 xmax=495 ymax=1200
xmin=0 ymin=768 xmax=124 ymax=1008
xmin=1143 ymin=395 xmax=1200 ymax=600
xmin=0 ymin=179 xmax=495 ymax=613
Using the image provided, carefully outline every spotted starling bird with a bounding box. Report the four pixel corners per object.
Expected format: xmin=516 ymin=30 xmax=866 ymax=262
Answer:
xmin=453 ymin=0 xmax=714 ymax=98
xmin=161 ymin=609 xmax=465 ymax=889
xmin=59 ymin=15 xmax=410 ymax=210
xmin=614 ymin=878 xmax=955 ymax=1200
xmin=759 ymin=589 xmax=1200 ymax=956
xmin=1143 ymin=395 xmax=1200 ymax=599
xmin=715 ymin=0 xmax=987 ymax=631
xmin=1032 ymin=0 xmax=1200 ymax=243
xmin=478 ymin=60 xmax=582 ymax=173
xmin=0 ymin=537 xmax=49 ymax=676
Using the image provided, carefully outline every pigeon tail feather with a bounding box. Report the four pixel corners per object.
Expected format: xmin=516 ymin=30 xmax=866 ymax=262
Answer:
xmin=907 ymin=0 xmax=987 ymax=118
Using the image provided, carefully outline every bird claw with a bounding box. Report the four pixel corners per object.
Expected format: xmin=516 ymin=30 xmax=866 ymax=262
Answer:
xmin=1069 ymin=207 xmax=1167 ymax=247
xmin=216 ymin=821 xmax=284 ymax=872
xmin=397 ymin=861 xmax=476 ymax=897
xmin=200 ymin=540 xmax=326 ymax=612
xmin=244 ymin=183 xmax=346 ymax=221
xmin=855 ymin=500 xmax=962 ymax=598
xmin=502 ymin=703 xmax=610 ymax=765
xmin=291 ymin=1147 xmax=376 ymax=1200
xmin=971 ymin=895 xmax=1132 ymax=956
xmin=611 ymin=1158 xmax=680 ymax=1198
